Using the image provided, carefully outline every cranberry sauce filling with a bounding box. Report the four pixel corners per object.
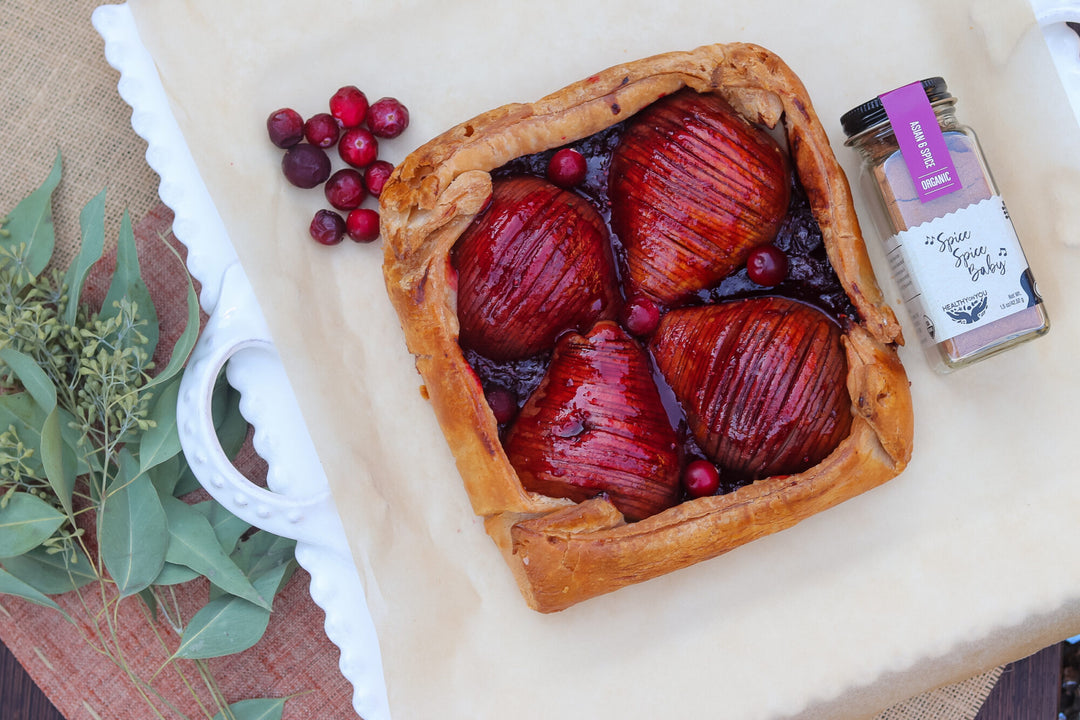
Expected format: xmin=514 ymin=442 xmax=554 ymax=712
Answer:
xmin=464 ymin=348 xmax=551 ymax=423
xmin=463 ymin=110 xmax=858 ymax=500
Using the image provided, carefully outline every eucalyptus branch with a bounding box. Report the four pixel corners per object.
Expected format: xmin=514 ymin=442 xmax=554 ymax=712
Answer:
xmin=0 ymin=155 xmax=302 ymax=720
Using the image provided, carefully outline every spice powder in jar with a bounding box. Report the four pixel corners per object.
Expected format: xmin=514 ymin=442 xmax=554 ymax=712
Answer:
xmin=841 ymin=77 xmax=1049 ymax=372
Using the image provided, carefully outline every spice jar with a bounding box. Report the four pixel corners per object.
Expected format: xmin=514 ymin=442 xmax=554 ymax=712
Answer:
xmin=841 ymin=77 xmax=1049 ymax=372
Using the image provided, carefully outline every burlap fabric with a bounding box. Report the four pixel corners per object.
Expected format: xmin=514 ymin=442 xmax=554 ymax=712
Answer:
xmin=0 ymin=0 xmax=1004 ymax=718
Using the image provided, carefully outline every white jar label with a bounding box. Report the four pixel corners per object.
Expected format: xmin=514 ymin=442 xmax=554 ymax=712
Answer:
xmin=885 ymin=196 xmax=1038 ymax=343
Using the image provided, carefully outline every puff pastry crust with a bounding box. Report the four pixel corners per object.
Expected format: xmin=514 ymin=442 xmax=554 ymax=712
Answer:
xmin=380 ymin=43 xmax=914 ymax=613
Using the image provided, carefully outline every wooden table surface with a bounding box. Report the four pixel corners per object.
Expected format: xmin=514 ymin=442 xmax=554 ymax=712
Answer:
xmin=0 ymin=636 xmax=1065 ymax=720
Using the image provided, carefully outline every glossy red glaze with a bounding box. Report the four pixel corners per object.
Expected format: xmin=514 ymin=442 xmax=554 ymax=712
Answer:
xmin=505 ymin=322 xmax=681 ymax=521
xmin=651 ymin=297 xmax=851 ymax=480
xmin=452 ymin=176 xmax=620 ymax=361
xmin=609 ymin=89 xmax=791 ymax=305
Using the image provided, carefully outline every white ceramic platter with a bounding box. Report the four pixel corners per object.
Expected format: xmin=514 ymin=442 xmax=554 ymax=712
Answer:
xmin=91 ymin=5 xmax=391 ymax=719
xmin=92 ymin=3 xmax=1080 ymax=719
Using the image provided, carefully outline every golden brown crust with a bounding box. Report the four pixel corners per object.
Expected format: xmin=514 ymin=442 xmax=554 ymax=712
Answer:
xmin=381 ymin=43 xmax=913 ymax=612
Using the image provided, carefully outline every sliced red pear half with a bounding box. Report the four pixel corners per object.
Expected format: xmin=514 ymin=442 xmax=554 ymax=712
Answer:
xmin=505 ymin=321 xmax=682 ymax=521
xmin=453 ymin=175 xmax=620 ymax=361
xmin=651 ymin=297 xmax=852 ymax=480
xmin=609 ymin=89 xmax=791 ymax=306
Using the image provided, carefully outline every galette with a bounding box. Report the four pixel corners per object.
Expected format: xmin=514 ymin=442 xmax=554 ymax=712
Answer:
xmin=380 ymin=43 xmax=913 ymax=613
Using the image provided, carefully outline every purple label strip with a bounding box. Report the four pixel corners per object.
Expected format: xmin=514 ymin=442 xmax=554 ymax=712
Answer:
xmin=880 ymin=82 xmax=962 ymax=203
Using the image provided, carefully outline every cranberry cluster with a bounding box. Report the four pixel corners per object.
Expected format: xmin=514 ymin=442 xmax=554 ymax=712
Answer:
xmin=267 ymin=86 xmax=410 ymax=245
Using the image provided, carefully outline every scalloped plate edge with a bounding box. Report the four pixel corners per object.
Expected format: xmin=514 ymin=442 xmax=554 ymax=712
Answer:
xmin=91 ymin=4 xmax=392 ymax=718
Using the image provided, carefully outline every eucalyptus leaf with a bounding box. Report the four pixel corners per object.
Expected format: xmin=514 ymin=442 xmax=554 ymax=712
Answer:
xmin=171 ymin=453 xmax=203 ymax=498
xmin=40 ymin=407 xmax=76 ymax=517
xmin=2 ymin=151 xmax=61 ymax=287
xmin=62 ymin=189 xmax=107 ymax=325
xmin=2 ymin=545 xmax=96 ymax=594
xmin=138 ymin=587 xmax=158 ymax=620
xmin=148 ymin=453 xmax=181 ymax=498
xmin=58 ymin=406 xmax=92 ymax=474
xmin=0 ymin=566 xmax=66 ymax=616
xmin=251 ymin=555 xmax=295 ymax=599
xmin=0 ymin=393 xmax=46 ymax=476
xmin=209 ymin=533 xmax=296 ymax=604
xmin=172 ymin=594 xmax=270 ymax=660
xmin=213 ymin=374 xmax=249 ymax=460
xmin=209 ymin=546 xmax=295 ymax=604
xmin=0 ymin=492 xmax=65 ymax=558
xmin=139 ymin=373 xmax=182 ymax=475
xmin=211 ymin=370 xmax=230 ymax=421
xmin=0 ymin=391 xmax=44 ymax=436
xmin=142 ymin=236 xmax=198 ymax=389
xmin=192 ymin=499 xmax=251 ymax=555
xmin=210 ymin=698 xmax=287 ymax=720
xmin=0 ymin=348 xmax=57 ymax=412
xmin=234 ymin=531 xmax=296 ymax=579
xmin=160 ymin=495 xmax=269 ymax=609
xmin=100 ymin=211 xmax=158 ymax=358
xmin=99 ymin=450 xmax=168 ymax=597
xmin=152 ymin=561 xmax=201 ymax=587
xmin=164 ymin=373 xmax=250 ymax=501
xmin=0 ymin=155 xmax=309 ymax=713
xmin=0 ymin=393 xmax=86 ymax=478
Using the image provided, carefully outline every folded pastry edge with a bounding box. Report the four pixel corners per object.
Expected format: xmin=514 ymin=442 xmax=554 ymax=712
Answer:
xmin=380 ymin=42 xmax=914 ymax=613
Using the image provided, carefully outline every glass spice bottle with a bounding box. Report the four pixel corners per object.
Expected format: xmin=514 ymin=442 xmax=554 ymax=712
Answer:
xmin=841 ymin=77 xmax=1049 ymax=372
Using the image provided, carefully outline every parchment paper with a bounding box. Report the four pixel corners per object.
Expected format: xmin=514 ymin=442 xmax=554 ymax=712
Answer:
xmin=125 ymin=1 xmax=1080 ymax=717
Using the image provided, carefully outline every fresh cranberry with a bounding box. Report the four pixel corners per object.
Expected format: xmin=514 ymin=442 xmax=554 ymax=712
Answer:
xmin=324 ymin=169 xmax=367 ymax=210
xmin=746 ymin=245 xmax=789 ymax=287
xmin=346 ymin=208 xmax=380 ymax=243
xmin=682 ymin=459 xmax=720 ymax=498
xmin=304 ymin=112 xmax=340 ymax=148
xmin=329 ymin=85 xmax=369 ymax=128
xmin=267 ymin=108 xmax=304 ymax=148
xmin=363 ymin=160 xmax=394 ymax=196
xmin=310 ymin=209 xmax=346 ymax=245
xmin=366 ymin=97 xmax=410 ymax=138
xmin=620 ymin=295 xmax=661 ymax=336
xmin=281 ymin=144 xmax=332 ymax=188
xmin=547 ymin=148 xmax=588 ymax=188
xmin=485 ymin=386 xmax=518 ymax=425
xmin=339 ymin=127 xmax=379 ymax=168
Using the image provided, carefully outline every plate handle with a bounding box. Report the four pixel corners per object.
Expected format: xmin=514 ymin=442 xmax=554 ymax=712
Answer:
xmin=176 ymin=262 xmax=349 ymax=550
xmin=1032 ymin=0 xmax=1080 ymax=122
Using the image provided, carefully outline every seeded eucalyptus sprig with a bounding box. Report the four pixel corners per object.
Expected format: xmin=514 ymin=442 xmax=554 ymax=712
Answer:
xmin=0 ymin=153 xmax=301 ymax=720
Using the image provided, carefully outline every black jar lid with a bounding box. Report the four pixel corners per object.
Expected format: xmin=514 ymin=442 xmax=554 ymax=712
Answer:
xmin=840 ymin=77 xmax=953 ymax=137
